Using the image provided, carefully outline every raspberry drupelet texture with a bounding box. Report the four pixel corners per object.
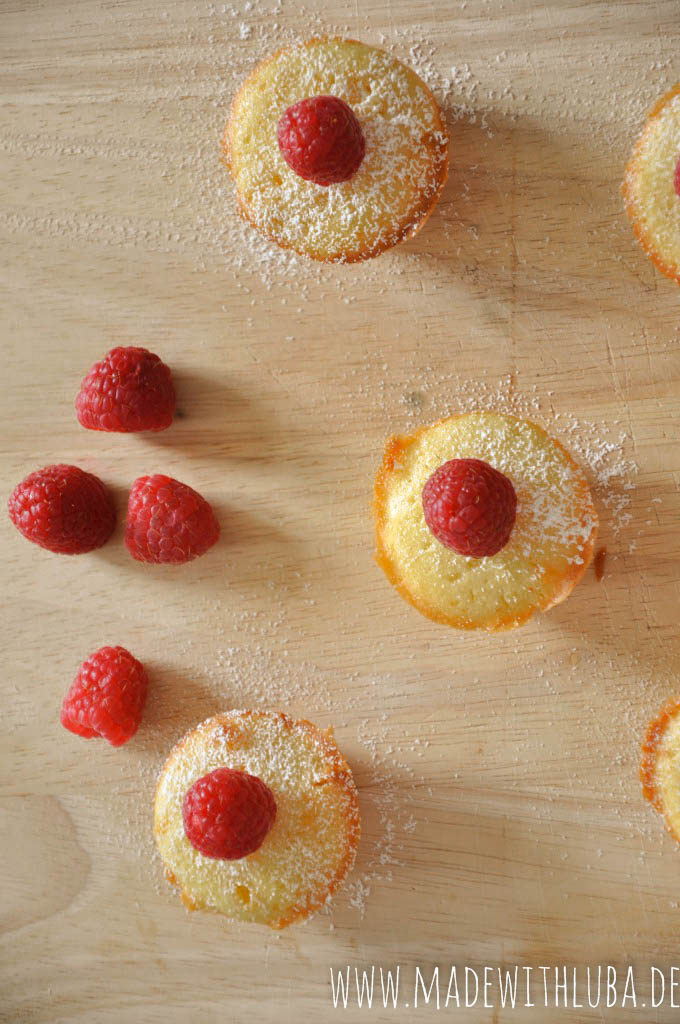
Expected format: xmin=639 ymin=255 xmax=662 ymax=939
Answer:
xmin=8 ymin=464 xmax=116 ymax=555
xmin=76 ymin=346 xmax=176 ymax=433
xmin=422 ymin=458 xmax=517 ymax=558
xmin=277 ymin=95 xmax=365 ymax=186
xmin=125 ymin=474 xmax=220 ymax=564
xmin=60 ymin=646 xmax=149 ymax=747
xmin=182 ymin=767 xmax=278 ymax=860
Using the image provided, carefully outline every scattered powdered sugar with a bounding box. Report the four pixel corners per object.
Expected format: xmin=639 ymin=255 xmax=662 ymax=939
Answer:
xmin=339 ymin=714 xmax=427 ymax=917
xmin=5 ymin=0 xmax=669 ymax=932
xmin=552 ymin=413 xmax=638 ymax=542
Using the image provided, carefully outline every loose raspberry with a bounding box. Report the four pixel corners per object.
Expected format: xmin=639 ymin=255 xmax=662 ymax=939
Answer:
xmin=183 ymin=767 xmax=277 ymax=860
xmin=60 ymin=646 xmax=148 ymax=747
xmin=674 ymin=153 xmax=680 ymax=198
xmin=125 ymin=474 xmax=219 ymax=564
xmin=277 ymin=95 xmax=365 ymax=186
xmin=8 ymin=464 xmax=116 ymax=555
xmin=76 ymin=346 xmax=176 ymax=432
xmin=422 ymin=458 xmax=517 ymax=558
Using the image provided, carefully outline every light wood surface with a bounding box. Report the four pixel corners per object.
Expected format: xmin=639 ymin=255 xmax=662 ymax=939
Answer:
xmin=2 ymin=1 xmax=680 ymax=1022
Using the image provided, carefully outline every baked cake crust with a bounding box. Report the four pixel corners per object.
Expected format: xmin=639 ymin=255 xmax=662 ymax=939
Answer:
xmin=623 ymin=83 xmax=680 ymax=284
xmin=373 ymin=412 xmax=598 ymax=632
xmin=154 ymin=710 xmax=360 ymax=928
xmin=640 ymin=697 xmax=680 ymax=845
xmin=224 ymin=37 xmax=449 ymax=263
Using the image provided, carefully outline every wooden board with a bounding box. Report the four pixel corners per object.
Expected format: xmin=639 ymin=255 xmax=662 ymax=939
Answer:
xmin=2 ymin=1 xmax=680 ymax=1021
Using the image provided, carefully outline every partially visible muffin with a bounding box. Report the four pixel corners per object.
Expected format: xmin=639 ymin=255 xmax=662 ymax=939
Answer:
xmin=623 ymin=84 xmax=680 ymax=283
xmin=224 ymin=37 xmax=448 ymax=263
xmin=154 ymin=710 xmax=360 ymax=928
xmin=373 ymin=411 xmax=598 ymax=631
xmin=641 ymin=698 xmax=680 ymax=846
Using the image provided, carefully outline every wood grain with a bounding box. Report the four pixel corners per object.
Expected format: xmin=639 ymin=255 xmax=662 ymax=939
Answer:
xmin=2 ymin=1 xmax=680 ymax=1021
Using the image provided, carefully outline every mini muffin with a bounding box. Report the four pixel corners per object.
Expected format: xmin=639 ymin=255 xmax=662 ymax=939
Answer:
xmin=154 ymin=710 xmax=360 ymax=928
xmin=623 ymin=83 xmax=680 ymax=283
xmin=641 ymin=698 xmax=680 ymax=846
xmin=373 ymin=411 xmax=598 ymax=631
xmin=224 ymin=37 xmax=449 ymax=263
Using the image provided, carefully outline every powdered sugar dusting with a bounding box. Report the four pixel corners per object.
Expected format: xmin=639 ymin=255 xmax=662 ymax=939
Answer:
xmin=154 ymin=710 xmax=360 ymax=926
xmin=3 ymin=0 xmax=670 ymax=946
xmin=623 ymin=88 xmax=680 ymax=278
xmin=377 ymin=411 xmax=598 ymax=629
xmin=227 ymin=38 xmax=448 ymax=262
xmin=363 ymin=370 xmax=639 ymax=541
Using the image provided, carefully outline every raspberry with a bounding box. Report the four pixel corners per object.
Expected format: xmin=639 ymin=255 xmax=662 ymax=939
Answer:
xmin=125 ymin=474 xmax=219 ymax=564
xmin=76 ymin=346 xmax=176 ymax=433
xmin=422 ymin=458 xmax=517 ymax=558
xmin=277 ymin=95 xmax=365 ymax=186
xmin=183 ymin=767 xmax=277 ymax=860
xmin=60 ymin=646 xmax=148 ymax=747
xmin=8 ymin=464 xmax=116 ymax=555
xmin=674 ymin=154 xmax=680 ymax=198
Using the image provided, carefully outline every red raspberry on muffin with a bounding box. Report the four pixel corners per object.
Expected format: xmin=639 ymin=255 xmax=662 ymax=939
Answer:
xmin=277 ymin=95 xmax=365 ymax=185
xmin=422 ymin=458 xmax=517 ymax=558
xmin=183 ymin=768 xmax=277 ymax=860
